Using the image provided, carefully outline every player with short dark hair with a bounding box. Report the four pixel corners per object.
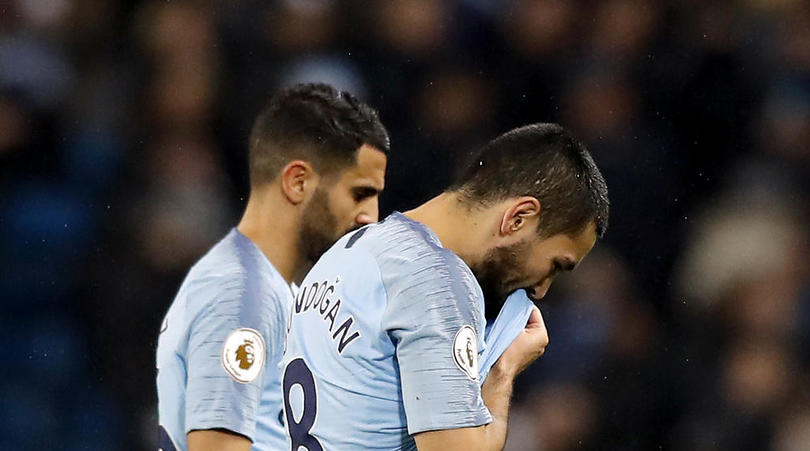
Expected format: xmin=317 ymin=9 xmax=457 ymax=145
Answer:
xmin=450 ymin=123 xmax=609 ymax=305
xmin=450 ymin=123 xmax=608 ymax=239
xmin=248 ymin=84 xmax=390 ymax=184
xmin=156 ymin=83 xmax=389 ymax=451
xmin=281 ymin=123 xmax=608 ymax=450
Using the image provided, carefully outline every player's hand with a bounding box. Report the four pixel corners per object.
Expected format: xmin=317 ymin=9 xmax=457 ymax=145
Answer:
xmin=493 ymin=305 xmax=548 ymax=379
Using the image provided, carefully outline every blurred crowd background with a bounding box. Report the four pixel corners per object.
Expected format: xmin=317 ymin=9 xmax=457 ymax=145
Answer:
xmin=1 ymin=0 xmax=809 ymax=449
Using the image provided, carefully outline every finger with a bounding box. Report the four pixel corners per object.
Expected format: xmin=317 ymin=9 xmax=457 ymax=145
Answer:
xmin=526 ymin=307 xmax=549 ymax=344
xmin=526 ymin=306 xmax=543 ymax=328
xmin=526 ymin=306 xmax=540 ymax=325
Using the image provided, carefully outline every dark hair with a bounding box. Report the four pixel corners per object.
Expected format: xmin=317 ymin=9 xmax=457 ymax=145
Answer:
xmin=248 ymin=83 xmax=390 ymax=186
xmin=450 ymin=123 xmax=609 ymax=238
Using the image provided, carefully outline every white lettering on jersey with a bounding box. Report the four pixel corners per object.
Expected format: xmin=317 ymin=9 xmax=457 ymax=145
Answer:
xmin=292 ymin=278 xmax=362 ymax=355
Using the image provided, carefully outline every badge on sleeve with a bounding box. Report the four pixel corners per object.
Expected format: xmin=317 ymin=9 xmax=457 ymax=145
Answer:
xmin=453 ymin=325 xmax=480 ymax=380
xmin=221 ymin=328 xmax=266 ymax=383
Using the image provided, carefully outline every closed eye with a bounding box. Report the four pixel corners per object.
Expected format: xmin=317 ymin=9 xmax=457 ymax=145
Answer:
xmin=352 ymin=186 xmax=380 ymax=202
xmin=551 ymin=259 xmax=575 ymax=276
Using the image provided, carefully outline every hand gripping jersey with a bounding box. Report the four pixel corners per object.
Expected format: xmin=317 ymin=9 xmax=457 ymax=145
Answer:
xmin=481 ymin=291 xmax=535 ymax=383
xmin=156 ymin=229 xmax=292 ymax=451
xmin=281 ymin=213 xmax=494 ymax=450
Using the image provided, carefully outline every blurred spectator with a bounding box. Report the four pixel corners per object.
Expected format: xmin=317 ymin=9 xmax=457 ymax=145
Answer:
xmin=774 ymin=405 xmax=810 ymax=451
xmin=264 ymin=0 xmax=339 ymax=55
xmin=562 ymin=69 xmax=683 ymax=295
xmin=505 ymin=384 xmax=598 ymax=451
xmin=587 ymin=0 xmax=661 ymax=65
xmin=371 ymin=0 xmax=448 ymax=59
xmin=383 ymin=65 xmax=495 ymax=210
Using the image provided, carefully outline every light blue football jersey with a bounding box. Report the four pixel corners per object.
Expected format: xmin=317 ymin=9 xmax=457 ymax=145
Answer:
xmin=480 ymin=290 xmax=535 ymax=383
xmin=156 ymin=228 xmax=292 ymax=451
xmin=281 ymin=212 xmax=494 ymax=450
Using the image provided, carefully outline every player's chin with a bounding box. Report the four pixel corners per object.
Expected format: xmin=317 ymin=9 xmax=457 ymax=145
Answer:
xmin=341 ymin=223 xmax=364 ymax=237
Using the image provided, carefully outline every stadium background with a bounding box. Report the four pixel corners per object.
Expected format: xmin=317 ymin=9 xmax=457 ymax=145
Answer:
xmin=1 ymin=0 xmax=809 ymax=449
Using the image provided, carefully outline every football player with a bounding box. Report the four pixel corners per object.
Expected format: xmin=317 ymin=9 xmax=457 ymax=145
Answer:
xmin=156 ymin=83 xmax=389 ymax=451
xmin=282 ymin=123 xmax=608 ymax=450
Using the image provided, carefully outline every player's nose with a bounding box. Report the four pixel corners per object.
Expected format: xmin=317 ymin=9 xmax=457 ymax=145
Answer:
xmin=531 ymin=279 xmax=553 ymax=300
xmin=356 ymin=202 xmax=379 ymax=225
xmin=356 ymin=213 xmax=375 ymax=225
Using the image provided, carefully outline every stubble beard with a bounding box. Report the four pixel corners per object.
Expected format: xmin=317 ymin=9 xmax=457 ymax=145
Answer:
xmin=297 ymin=187 xmax=364 ymax=279
xmin=298 ymin=188 xmax=340 ymax=273
xmin=470 ymin=239 xmax=531 ymax=312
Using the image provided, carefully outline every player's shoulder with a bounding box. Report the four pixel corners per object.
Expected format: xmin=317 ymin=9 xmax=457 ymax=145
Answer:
xmin=353 ymin=212 xmax=441 ymax=257
xmin=180 ymin=228 xmax=290 ymax=316
xmin=358 ymin=213 xmax=478 ymax=295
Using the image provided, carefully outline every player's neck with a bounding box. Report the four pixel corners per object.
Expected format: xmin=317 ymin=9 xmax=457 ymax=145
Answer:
xmin=404 ymin=192 xmax=493 ymax=268
xmin=237 ymin=187 xmax=301 ymax=284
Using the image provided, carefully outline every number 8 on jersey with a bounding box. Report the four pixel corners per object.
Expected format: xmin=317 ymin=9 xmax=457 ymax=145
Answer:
xmin=283 ymin=358 xmax=324 ymax=451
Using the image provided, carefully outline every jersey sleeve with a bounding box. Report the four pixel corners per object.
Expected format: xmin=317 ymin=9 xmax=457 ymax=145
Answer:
xmin=380 ymin=249 xmax=492 ymax=435
xmin=183 ymin=281 xmax=281 ymax=441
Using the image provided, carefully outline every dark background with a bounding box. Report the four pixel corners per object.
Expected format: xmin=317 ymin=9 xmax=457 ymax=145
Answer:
xmin=1 ymin=0 xmax=809 ymax=450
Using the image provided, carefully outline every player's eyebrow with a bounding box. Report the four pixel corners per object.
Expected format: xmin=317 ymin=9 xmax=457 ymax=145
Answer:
xmin=351 ymin=185 xmax=381 ymax=200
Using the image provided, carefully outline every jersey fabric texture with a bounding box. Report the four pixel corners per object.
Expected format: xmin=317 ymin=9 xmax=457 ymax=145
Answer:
xmin=481 ymin=290 xmax=535 ymax=383
xmin=281 ymin=212 xmax=492 ymax=450
xmin=156 ymin=228 xmax=292 ymax=451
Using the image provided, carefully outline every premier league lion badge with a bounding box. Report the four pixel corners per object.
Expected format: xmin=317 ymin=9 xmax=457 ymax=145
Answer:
xmin=453 ymin=325 xmax=480 ymax=380
xmin=221 ymin=328 xmax=266 ymax=383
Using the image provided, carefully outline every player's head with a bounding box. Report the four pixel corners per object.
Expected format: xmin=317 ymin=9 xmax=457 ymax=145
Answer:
xmin=248 ymin=83 xmax=389 ymax=264
xmin=449 ymin=123 xmax=609 ymax=304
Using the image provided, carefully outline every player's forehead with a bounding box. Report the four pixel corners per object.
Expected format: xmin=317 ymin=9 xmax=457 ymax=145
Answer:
xmin=541 ymin=221 xmax=598 ymax=262
xmin=566 ymin=221 xmax=598 ymax=262
xmin=337 ymin=144 xmax=387 ymax=189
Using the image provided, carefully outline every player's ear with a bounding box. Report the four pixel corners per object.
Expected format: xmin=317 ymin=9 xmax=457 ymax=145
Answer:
xmin=280 ymin=160 xmax=318 ymax=205
xmin=499 ymin=196 xmax=541 ymax=236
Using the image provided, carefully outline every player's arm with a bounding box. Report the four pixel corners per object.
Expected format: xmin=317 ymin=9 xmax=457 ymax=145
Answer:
xmin=183 ymin=291 xmax=276 ymax=450
xmin=413 ymin=306 xmax=548 ymax=451
xmin=188 ymin=429 xmax=252 ymax=451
